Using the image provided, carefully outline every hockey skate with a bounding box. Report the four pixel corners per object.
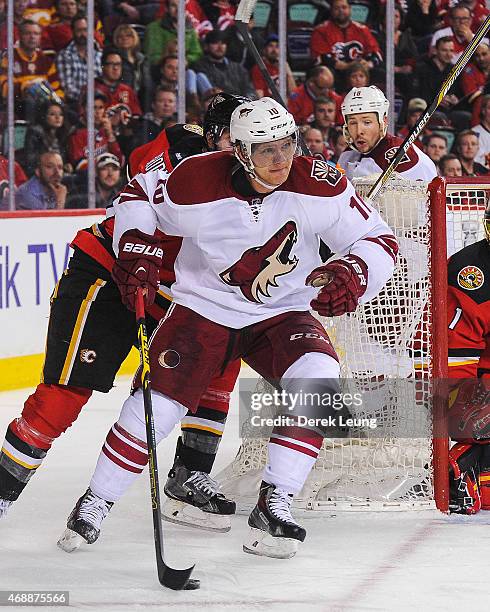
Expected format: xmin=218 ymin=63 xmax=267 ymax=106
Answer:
xmin=0 ymin=498 xmax=13 ymax=519
xmin=243 ymin=481 xmax=306 ymax=559
xmin=162 ymin=456 xmax=235 ymax=532
xmin=57 ymin=488 xmax=113 ymax=552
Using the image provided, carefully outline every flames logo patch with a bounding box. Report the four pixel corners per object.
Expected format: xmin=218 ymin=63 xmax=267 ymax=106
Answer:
xmin=457 ymin=265 xmax=485 ymax=291
xmin=220 ymin=221 xmax=299 ymax=303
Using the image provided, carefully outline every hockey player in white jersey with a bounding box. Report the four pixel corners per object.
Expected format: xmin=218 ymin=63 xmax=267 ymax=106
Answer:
xmin=59 ymin=98 xmax=398 ymax=561
xmin=338 ymin=86 xmax=437 ymax=181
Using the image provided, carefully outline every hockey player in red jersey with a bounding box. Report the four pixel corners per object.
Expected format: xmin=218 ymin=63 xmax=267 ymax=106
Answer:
xmin=0 ymin=94 xmax=248 ymax=532
xmin=59 ymin=98 xmax=398 ymax=561
xmin=447 ymin=202 xmax=490 ymax=514
xmin=338 ymin=86 xmax=437 ymax=181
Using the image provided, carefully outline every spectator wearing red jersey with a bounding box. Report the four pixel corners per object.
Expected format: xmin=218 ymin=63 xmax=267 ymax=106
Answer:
xmin=461 ymin=43 xmax=490 ymax=108
xmin=288 ymin=65 xmax=343 ymax=126
xmin=0 ymin=153 xmax=27 ymax=208
xmin=250 ymin=34 xmax=296 ymax=99
xmin=68 ymin=92 xmax=123 ymax=172
xmin=0 ymin=19 xmax=64 ymax=117
xmin=94 ymin=48 xmax=142 ymax=118
xmin=310 ymin=0 xmax=382 ymax=90
xmin=438 ymin=0 xmax=489 ymax=33
xmin=0 ymin=0 xmax=26 ymax=49
xmin=456 ymin=129 xmax=490 ymax=176
xmin=41 ymin=0 xmax=78 ymax=52
xmin=431 ymin=4 xmax=484 ymax=62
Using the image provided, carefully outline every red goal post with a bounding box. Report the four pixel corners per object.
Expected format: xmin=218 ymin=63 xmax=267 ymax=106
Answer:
xmin=217 ymin=175 xmax=490 ymax=514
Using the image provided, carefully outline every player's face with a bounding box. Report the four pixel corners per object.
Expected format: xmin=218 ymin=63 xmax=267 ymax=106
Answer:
xmin=442 ymin=158 xmax=462 ymax=177
xmin=314 ymin=103 xmax=335 ymax=128
xmin=346 ymin=113 xmax=383 ymax=153
xmin=250 ymin=136 xmax=296 ymax=190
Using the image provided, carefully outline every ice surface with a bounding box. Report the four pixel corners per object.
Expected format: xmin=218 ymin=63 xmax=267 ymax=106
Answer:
xmin=0 ymin=376 xmax=487 ymax=611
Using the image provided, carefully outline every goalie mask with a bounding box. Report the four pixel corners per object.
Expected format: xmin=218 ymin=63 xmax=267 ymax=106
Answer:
xmin=203 ymin=93 xmax=251 ymax=150
xmin=341 ymin=86 xmax=389 ymax=153
xmin=230 ymin=97 xmax=298 ymax=190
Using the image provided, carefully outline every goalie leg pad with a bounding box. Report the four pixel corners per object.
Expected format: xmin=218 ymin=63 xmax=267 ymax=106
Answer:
xmin=479 ymin=443 xmax=490 ymax=510
xmin=449 ymin=443 xmax=482 ymax=515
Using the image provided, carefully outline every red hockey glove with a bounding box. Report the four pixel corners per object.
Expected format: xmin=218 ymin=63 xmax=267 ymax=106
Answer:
xmin=306 ymin=255 xmax=368 ymax=317
xmin=112 ymin=229 xmax=164 ymax=311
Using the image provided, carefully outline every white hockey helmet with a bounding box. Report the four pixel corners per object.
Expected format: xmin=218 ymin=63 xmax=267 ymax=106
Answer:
xmin=230 ymin=97 xmax=298 ymax=182
xmin=342 ymin=86 xmax=389 ymax=150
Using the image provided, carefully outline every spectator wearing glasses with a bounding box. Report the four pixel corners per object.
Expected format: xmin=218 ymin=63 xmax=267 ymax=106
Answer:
xmin=288 ymin=65 xmax=343 ymax=127
xmin=93 ymin=48 xmax=142 ymax=118
xmin=431 ymin=4 xmax=482 ymax=62
xmin=439 ymin=153 xmax=463 ymax=177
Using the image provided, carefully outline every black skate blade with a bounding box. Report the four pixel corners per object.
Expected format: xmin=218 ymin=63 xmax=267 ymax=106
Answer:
xmin=159 ymin=564 xmax=200 ymax=590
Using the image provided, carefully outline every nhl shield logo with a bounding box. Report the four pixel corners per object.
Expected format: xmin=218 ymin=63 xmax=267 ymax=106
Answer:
xmin=310 ymin=159 xmax=342 ymax=186
xmin=457 ymin=266 xmax=485 ymax=290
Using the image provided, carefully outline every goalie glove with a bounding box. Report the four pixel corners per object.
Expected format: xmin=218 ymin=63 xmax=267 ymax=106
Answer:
xmin=112 ymin=229 xmax=164 ymax=311
xmin=306 ymin=255 xmax=368 ymax=317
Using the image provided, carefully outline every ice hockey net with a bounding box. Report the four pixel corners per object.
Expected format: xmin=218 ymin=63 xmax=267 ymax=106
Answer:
xmin=216 ymin=176 xmax=490 ymax=513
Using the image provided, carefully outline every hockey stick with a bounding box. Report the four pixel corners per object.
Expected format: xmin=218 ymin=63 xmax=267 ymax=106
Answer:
xmin=135 ymin=288 xmax=199 ymax=591
xmin=367 ymin=14 xmax=490 ymax=200
xmin=235 ymin=0 xmax=311 ymax=155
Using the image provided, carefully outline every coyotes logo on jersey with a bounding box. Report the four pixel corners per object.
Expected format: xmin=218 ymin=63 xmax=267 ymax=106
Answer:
xmin=220 ymin=221 xmax=299 ymax=303
xmin=310 ymin=159 xmax=342 ymax=186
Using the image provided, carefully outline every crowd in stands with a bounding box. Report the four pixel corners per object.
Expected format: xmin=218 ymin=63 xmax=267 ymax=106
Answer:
xmin=0 ymin=0 xmax=489 ymax=210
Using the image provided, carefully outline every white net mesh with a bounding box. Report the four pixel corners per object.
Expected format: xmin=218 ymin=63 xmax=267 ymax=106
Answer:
xmin=216 ymin=176 xmax=489 ymax=512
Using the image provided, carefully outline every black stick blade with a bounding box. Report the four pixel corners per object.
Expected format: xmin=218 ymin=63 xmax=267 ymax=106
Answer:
xmin=159 ymin=564 xmax=200 ymax=590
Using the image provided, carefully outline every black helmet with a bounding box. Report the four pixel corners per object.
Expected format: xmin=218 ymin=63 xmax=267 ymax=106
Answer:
xmin=203 ymin=92 xmax=251 ymax=148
